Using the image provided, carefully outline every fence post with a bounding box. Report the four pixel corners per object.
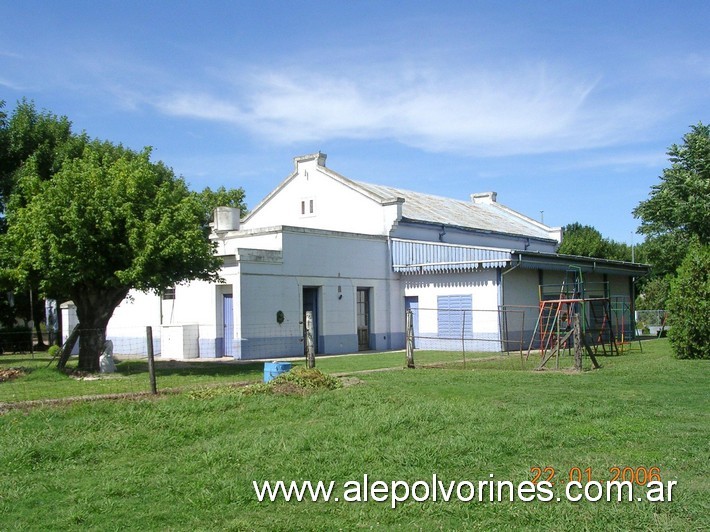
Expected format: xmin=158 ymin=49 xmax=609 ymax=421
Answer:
xmin=146 ymin=326 xmax=157 ymax=394
xmin=461 ymin=309 xmax=467 ymax=369
xmin=405 ymin=309 xmax=415 ymax=368
xmin=305 ymin=311 xmax=315 ymax=369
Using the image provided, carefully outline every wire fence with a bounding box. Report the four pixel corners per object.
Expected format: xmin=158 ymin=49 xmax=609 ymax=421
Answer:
xmin=635 ymin=310 xmax=669 ymax=336
xmin=2 ymin=306 xmax=665 ymax=405
xmin=408 ymin=306 xmax=531 ymax=355
xmin=405 ymin=305 xmax=630 ymax=372
xmin=0 ymin=326 xmax=266 ymax=406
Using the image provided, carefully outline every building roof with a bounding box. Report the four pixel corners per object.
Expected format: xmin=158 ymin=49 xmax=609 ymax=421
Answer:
xmin=244 ymin=152 xmax=559 ymax=241
xmin=390 ymin=238 xmax=649 ymax=277
xmin=513 ymin=250 xmax=650 ymax=276
xmin=352 ymin=180 xmax=557 ymax=240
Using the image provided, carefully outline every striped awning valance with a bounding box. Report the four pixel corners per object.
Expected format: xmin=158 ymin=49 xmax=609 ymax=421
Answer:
xmin=391 ymin=239 xmax=511 ymax=274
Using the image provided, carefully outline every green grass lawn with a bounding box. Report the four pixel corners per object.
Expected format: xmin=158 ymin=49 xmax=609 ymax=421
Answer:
xmin=0 ymin=355 xmax=266 ymax=403
xmin=0 ymin=339 xmax=708 ymax=530
xmin=0 ymin=348 xmax=484 ymax=403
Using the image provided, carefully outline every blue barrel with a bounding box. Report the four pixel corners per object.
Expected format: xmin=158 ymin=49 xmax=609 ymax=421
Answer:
xmin=264 ymin=361 xmax=292 ymax=382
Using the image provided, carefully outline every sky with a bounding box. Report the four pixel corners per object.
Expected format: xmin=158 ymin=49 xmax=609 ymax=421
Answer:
xmin=2 ymin=1 xmax=708 ymax=244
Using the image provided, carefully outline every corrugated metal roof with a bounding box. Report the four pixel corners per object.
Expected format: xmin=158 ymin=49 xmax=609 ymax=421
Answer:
xmin=514 ymin=251 xmax=650 ymax=276
xmin=354 ymin=181 xmax=554 ymax=240
xmin=392 ymin=239 xmax=510 ymax=274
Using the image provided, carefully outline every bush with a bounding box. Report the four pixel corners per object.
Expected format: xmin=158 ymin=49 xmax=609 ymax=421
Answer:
xmin=188 ymin=367 xmax=342 ymax=400
xmin=270 ymin=366 xmax=342 ymax=390
xmin=667 ymin=244 xmax=710 ymax=359
xmin=47 ymin=345 xmax=61 ymax=358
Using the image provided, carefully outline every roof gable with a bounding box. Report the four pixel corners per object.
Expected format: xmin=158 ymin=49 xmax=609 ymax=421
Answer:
xmin=242 ymin=153 xmax=561 ymax=242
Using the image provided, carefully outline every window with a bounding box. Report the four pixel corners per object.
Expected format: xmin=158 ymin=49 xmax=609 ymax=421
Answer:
xmin=300 ymin=197 xmax=316 ymax=217
xmin=437 ymin=295 xmax=472 ymax=338
xmin=162 ymin=287 xmax=176 ymax=300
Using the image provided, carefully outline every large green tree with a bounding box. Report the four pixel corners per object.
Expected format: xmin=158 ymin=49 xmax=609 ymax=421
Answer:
xmin=557 ymin=223 xmax=632 ymax=261
xmin=634 ymin=123 xmax=710 ymax=246
xmin=0 ymin=99 xmax=81 ymax=217
xmin=634 ymin=123 xmax=710 ymax=357
xmin=0 ymin=100 xmax=86 ymax=346
xmin=4 ymin=140 xmax=222 ymax=371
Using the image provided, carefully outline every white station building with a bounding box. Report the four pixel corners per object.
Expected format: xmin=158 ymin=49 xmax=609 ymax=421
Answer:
xmin=96 ymin=153 xmax=647 ymax=359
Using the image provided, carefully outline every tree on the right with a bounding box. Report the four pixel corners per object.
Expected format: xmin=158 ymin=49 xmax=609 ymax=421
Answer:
xmin=634 ymin=123 xmax=710 ymax=359
xmin=634 ymin=123 xmax=710 ymax=246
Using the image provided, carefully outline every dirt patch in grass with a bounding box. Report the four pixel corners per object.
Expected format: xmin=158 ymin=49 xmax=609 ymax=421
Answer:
xmin=64 ymin=369 xmax=102 ymax=380
xmin=0 ymin=368 xmax=26 ymax=383
xmin=270 ymin=381 xmax=310 ymax=396
xmin=339 ymin=376 xmax=365 ymax=387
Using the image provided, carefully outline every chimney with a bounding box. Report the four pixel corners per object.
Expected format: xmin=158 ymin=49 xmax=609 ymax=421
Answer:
xmin=213 ymin=206 xmax=241 ymax=231
xmin=471 ymin=192 xmax=497 ymax=204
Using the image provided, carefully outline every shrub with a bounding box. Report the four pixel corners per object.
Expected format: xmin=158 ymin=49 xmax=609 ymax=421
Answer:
xmin=47 ymin=345 xmax=61 ymax=358
xmin=270 ymin=366 xmax=342 ymax=390
xmin=188 ymin=367 xmax=342 ymax=400
xmin=667 ymin=244 xmax=710 ymax=359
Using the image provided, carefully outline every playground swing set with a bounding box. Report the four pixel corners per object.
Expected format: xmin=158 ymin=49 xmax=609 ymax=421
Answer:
xmin=526 ymin=267 xmax=642 ymax=371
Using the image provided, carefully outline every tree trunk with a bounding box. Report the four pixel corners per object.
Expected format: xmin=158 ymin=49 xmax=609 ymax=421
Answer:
xmin=57 ymin=325 xmax=80 ymax=369
xmin=73 ymin=286 xmax=129 ymax=372
xmin=34 ymin=319 xmax=46 ymax=349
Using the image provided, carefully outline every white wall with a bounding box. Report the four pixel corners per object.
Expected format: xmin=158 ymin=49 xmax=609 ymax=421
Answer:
xmin=108 ymin=282 xmax=223 ymax=358
xmin=106 ymin=291 xmax=162 ymax=355
xmin=608 ymin=274 xmax=631 ymax=299
xmin=242 ymin=155 xmax=396 ymax=236
xmin=107 ymin=224 xmax=403 ymax=359
xmin=234 ymin=227 xmax=402 ymax=358
xmin=403 ymin=269 xmax=501 ymax=351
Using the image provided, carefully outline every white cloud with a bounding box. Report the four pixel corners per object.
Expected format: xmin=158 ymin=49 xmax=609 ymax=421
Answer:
xmin=0 ymin=77 xmax=25 ymax=91
xmin=0 ymin=49 xmax=22 ymax=59
xmin=153 ymin=61 xmax=664 ymax=157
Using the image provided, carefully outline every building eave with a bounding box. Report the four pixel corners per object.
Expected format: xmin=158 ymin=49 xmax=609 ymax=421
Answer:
xmin=399 ymin=218 xmax=560 ymax=245
xmin=512 ymin=250 xmax=651 ymax=276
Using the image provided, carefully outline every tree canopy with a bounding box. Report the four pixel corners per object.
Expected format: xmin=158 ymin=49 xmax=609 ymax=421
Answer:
xmin=634 ymin=123 xmax=710 ymax=357
xmin=6 ymin=141 xmax=223 ymax=297
xmin=0 ymin=100 xmax=82 ymax=219
xmin=557 ymin=223 xmax=632 ymax=262
xmin=0 ymin=100 xmax=89 ymax=345
xmin=634 ymin=123 xmax=710 ymax=245
xmin=0 ymin=100 xmax=239 ymax=371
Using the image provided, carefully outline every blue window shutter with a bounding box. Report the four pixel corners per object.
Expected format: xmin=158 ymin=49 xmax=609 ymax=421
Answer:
xmin=437 ymin=295 xmax=472 ymax=338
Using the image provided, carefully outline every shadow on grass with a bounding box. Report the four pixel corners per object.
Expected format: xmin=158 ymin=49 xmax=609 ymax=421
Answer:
xmin=0 ymin=354 xmax=54 ymax=365
xmin=115 ymin=359 xmax=265 ymax=378
xmin=1 ymin=353 xmax=264 ymax=378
